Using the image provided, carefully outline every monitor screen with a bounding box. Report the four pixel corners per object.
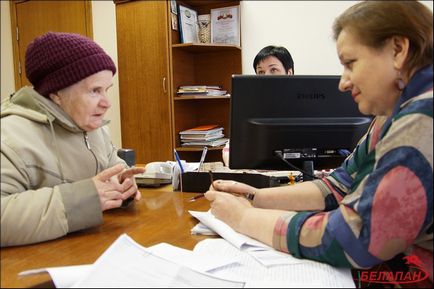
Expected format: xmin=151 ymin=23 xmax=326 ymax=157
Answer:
xmin=229 ymin=75 xmax=372 ymax=179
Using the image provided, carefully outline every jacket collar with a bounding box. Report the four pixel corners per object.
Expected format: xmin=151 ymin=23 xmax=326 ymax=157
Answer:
xmin=379 ymin=65 xmax=433 ymax=138
xmin=392 ymin=65 xmax=433 ymax=117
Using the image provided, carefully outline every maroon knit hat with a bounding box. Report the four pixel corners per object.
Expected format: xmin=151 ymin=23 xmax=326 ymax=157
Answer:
xmin=25 ymin=32 xmax=116 ymax=97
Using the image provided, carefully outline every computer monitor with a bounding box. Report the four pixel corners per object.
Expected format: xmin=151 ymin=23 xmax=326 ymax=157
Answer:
xmin=229 ymin=75 xmax=372 ymax=180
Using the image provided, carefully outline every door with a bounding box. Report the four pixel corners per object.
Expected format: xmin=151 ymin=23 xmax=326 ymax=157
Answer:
xmin=10 ymin=0 xmax=92 ymax=89
xmin=116 ymin=0 xmax=173 ymax=164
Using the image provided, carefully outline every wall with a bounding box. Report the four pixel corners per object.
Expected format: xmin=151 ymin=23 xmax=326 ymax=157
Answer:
xmin=1 ymin=1 xmax=433 ymax=149
xmin=1 ymin=1 xmax=15 ymax=100
xmin=91 ymin=1 xmax=122 ymax=148
xmin=241 ymin=0 xmax=433 ymax=75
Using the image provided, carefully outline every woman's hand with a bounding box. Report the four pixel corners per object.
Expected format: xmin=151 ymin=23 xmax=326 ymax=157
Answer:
xmin=204 ymin=190 xmax=253 ymax=232
xmin=92 ymin=164 xmax=145 ymax=211
xmin=209 ymin=179 xmax=257 ymax=198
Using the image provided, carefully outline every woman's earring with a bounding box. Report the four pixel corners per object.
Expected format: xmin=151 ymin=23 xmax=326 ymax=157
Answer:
xmin=395 ymin=71 xmax=405 ymax=91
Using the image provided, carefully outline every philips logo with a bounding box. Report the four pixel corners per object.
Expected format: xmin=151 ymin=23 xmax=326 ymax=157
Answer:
xmin=297 ymin=92 xmax=325 ymax=100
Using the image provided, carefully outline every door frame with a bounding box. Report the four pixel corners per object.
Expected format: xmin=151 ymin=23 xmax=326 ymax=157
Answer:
xmin=9 ymin=0 xmax=93 ymax=90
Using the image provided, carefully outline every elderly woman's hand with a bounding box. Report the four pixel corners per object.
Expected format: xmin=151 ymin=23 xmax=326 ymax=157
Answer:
xmin=204 ymin=190 xmax=253 ymax=232
xmin=92 ymin=164 xmax=145 ymax=211
xmin=117 ymin=166 xmax=145 ymax=202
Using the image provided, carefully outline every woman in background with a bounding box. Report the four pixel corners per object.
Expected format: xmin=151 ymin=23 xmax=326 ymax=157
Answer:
xmin=222 ymin=45 xmax=295 ymax=165
xmin=253 ymin=45 xmax=294 ymax=75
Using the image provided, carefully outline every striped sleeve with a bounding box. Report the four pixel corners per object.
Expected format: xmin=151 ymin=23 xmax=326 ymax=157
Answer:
xmin=273 ymin=94 xmax=433 ymax=270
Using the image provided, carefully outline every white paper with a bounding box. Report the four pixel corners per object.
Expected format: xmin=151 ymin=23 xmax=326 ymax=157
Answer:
xmin=72 ymin=234 xmax=244 ymax=288
xmin=18 ymin=265 xmax=92 ymax=288
xmin=191 ymin=221 xmax=218 ymax=235
xmin=148 ymin=242 xmax=238 ymax=272
xmin=194 ymin=239 xmax=356 ymax=288
xmin=189 ymin=210 xmax=267 ymax=249
xmin=211 ymin=5 xmax=240 ymax=45
xmin=18 ymin=236 xmax=239 ymax=288
xmin=189 ymin=210 xmax=302 ymax=267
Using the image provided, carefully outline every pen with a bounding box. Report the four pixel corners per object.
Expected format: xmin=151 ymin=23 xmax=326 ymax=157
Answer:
xmin=198 ymin=146 xmax=208 ymax=172
xmin=173 ymin=149 xmax=184 ymax=174
xmin=188 ymin=171 xmax=214 ymax=202
xmin=188 ymin=193 xmax=205 ymax=202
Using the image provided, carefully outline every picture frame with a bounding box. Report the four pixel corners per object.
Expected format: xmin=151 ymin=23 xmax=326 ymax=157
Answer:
xmin=210 ymin=5 xmax=240 ymax=46
xmin=171 ymin=13 xmax=178 ymax=31
xmin=170 ymin=0 xmax=177 ymax=14
xmin=178 ymin=4 xmax=199 ymax=43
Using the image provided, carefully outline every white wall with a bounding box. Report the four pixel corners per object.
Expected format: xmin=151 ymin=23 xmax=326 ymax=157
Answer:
xmin=1 ymin=1 xmax=15 ymax=100
xmin=91 ymin=1 xmax=122 ymax=148
xmin=1 ymin=1 xmax=433 ymax=149
xmin=241 ymin=0 xmax=433 ymax=75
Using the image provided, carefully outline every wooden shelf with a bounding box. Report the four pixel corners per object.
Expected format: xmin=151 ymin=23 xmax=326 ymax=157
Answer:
xmin=174 ymin=95 xmax=231 ymax=100
xmin=116 ymin=0 xmax=239 ymax=164
xmin=175 ymin=146 xmax=225 ymax=152
xmin=172 ymin=43 xmax=241 ymax=53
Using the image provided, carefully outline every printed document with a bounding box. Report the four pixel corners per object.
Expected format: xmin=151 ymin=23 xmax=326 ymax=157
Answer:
xmin=71 ymin=234 xmax=243 ymax=288
xmin=194 ymin=238 xmax=356 ymax=288
xmin=20 ymin=234 xmax=243 ymax=288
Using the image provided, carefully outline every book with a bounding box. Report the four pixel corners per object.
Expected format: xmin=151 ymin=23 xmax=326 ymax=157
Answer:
xmin=179 ymin=85 xmax=222 ymax=90
xmin=177 ymin=85 xmax=227 ymax=97
xmin=179 ymin=125 xmax=223 ymax=135
xmin=180 ymin=132 xmax=224 ymax=140
xmin=181 ymin=138 xmax=229 ymax=147
xmin=179 ymin=125 xmax=227 ymax=147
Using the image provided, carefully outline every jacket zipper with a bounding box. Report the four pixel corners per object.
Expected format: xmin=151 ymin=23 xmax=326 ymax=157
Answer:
xmin=84 ymin=132 xmax=91 ymax=150
xmin=84 ymin=132 xmax=99 ymax=174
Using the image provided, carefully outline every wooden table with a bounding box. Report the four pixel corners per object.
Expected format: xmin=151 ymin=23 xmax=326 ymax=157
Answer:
xmin=0 ymin=186 xmax=210 ymax=288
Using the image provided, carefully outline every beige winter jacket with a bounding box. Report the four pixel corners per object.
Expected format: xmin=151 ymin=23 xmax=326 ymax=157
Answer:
xmin=1 ymin=87 xmax=125 ymax=247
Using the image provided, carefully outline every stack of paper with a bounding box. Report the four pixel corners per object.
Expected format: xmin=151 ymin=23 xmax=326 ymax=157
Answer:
xmin=194 ymin=238 xmax=356 ymax=288
xmin=19 ymin=234 xmax=243 ymax=288
xmin=177 ymin=85 xmax=228 ymax=97
xmin=180 ymin=124 xmax=229 ymax=147
xmin=18 ymin=232 xmax=356 ymax=288
xmin=189 ymin=210 xmax=356 ymax=287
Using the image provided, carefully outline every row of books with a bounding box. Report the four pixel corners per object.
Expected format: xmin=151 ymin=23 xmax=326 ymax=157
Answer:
xmin=177 ymin=85 xmax=228 ymax=97
xmin=179 ymin=124 xmax=229 ymax=147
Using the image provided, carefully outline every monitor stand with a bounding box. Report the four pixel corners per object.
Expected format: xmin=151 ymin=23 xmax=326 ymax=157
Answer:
xmin=302 ymin=160 xmax=315 ymax=181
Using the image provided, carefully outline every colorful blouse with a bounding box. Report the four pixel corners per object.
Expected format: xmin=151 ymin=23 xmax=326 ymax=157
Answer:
xmin=273 ymin=66 xmax=433 ymax=279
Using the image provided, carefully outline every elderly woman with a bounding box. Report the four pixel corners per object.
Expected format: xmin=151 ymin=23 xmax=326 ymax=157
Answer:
xmin=207 ymin=1 xmax=433 ymax=285
xmin=1 ymin=32 xmax=144 ymax=247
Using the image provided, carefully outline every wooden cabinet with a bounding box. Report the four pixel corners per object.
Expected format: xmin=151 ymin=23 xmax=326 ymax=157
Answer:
xmin=115 ymin=0 xmax=241 ymax=164
xmin=115 ymin=1 xmax=173 ymax=164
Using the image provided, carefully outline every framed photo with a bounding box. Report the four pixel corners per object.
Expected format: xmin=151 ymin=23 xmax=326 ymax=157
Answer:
xmin=178 ymin=5 xmax=199 ymax=43
xmin=171 ymin=13 xmax=178 ymax=31
xmin=170 ymin=0 xmax=177 ymax=14
xmin=211 ymin=5 xmax=240 ymax=46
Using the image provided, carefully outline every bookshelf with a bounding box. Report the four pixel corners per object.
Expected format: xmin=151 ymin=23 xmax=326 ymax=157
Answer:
xmin=115 ymin=0 xmax=241 ymax=163
xmin=171 ymin=0 xmax=241 ymax=162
